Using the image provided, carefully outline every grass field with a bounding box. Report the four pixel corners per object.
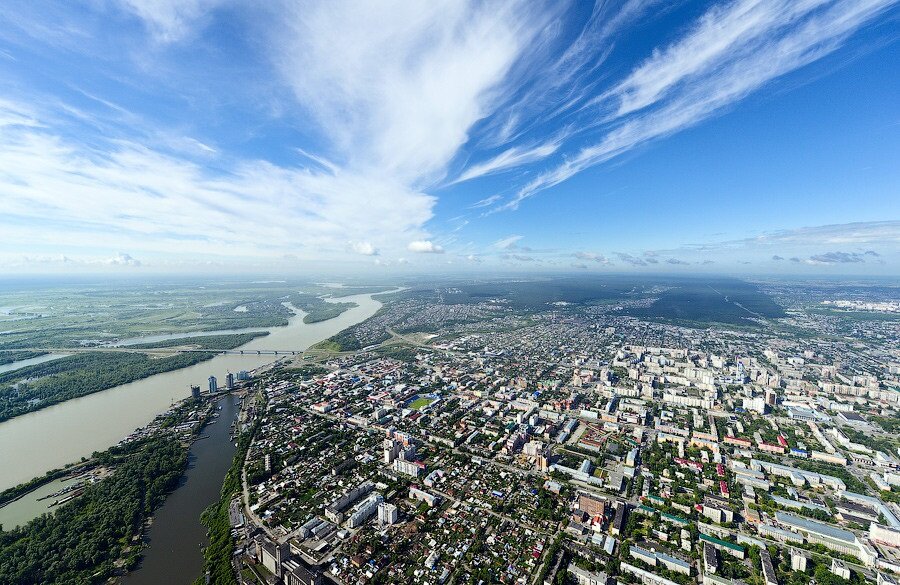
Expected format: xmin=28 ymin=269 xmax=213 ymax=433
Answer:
xmin=408 ymin=397 xmax=435 ymax=410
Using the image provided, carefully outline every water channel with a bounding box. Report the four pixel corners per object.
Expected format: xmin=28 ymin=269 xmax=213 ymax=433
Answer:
xmin=121 ymin=396 xmax=239 ymax=585
xmin=0 ymin=352 xmax=70 ymax=375
xmin=0 ymin=290 xmax=391 ymax=505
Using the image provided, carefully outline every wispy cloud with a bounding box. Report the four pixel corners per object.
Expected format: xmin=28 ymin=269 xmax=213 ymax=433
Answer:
xmin=573 ymin=251 xmax=611 ymax=265
xmin=492 ymin=0 xmax=895 ymax=211
xmin=806 ymin=250 xmax=879 ymax=264
xmin=0 ymin=1 xmax=893 ymax=271
xmin=493 ymin=235 xmax=526 ymax=250
xmin=0 ymin=97 xmax=443 ymax=262
xmin=627 ymin=222 xmax=897 ymax=270
xmin=272 ymin=1 xmax=552 ymax=186
xmin=503 ymin=253 xmax=536 ymax=262
xmin=0 ymin=1 xmax=563 ymax=266
xmin=616 ymin=253 xmax=647 ymax=266
xmin=450 ymin=138 xmax=563 ymax=185
xmin=119 ymin=0 xmax=227 ymax=42
xmin=679 ymin=221 xmax=900 ymax=254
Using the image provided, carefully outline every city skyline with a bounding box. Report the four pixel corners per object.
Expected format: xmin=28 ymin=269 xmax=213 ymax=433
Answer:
xmin=1 ymin=0 xmax=898 ymax=275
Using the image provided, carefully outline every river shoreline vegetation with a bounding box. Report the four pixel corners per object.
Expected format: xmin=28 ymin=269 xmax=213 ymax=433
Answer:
xmin=127 ymin=332 xmax=268 ymax=350
xmin=0 ymin=278 xmax=391 ymax=421
xmin=0 ymin=351 xmax=47 ymax=366
xmin=0 ymin=467 xmax=73 ymax=510
xmin=0 ymin=280 xmax=390 ymax=351
xmin=0 ymin=436 xmax=188 ymax=584
xmin=196 ymin=395 xmax=262 ymax=585
xmin=0 ymin=333 xmax=267 ymax=422
xmin=0 ymin=397 xmax=223 ymax=583
xmin=289 ymin=292 xmax=356 ymax=324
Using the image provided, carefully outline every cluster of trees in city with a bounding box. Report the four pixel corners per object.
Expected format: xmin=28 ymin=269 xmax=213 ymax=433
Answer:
xmin=0 ymin=437 xmax=187 ymax=584
xmin=534 ymin=535 xmax=566 ymax=585
xmin=873 ymin=415 xmax=900 ymax=434
xmin=842 ymin=425 xmax=898 ymax=455
xmin=325 ymin=321 xmax=392 ymax=351
xmin=792 ymin=460 xmax=868 ymax=493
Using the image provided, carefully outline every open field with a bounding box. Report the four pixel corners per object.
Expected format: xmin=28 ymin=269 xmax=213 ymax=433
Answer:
xmin=408 ymin=397 xmax=435 ymax=410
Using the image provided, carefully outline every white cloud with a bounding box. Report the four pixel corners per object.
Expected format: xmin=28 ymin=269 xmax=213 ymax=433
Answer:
xmin=503 ymin=253 xmax=536 ymax=262
xmin=107 ymin=252 xmax=141 ymax=266
xmin=1 ymin=1 xmax=893 ymax=271
xmin=272 ymin=0 xmax=549 ymax=186
xmin=407 ymin=240 xmax=444 ymax=254
xmin=683 ymin=221 xmax=900 ymax=252
xmin=750 ymin=221 xmax=900 ymax=246
xmin=573 ymin=251 xmax=611 ymax=264
xmin=350 ymin=241 xmax=379 ymax=256
xmin=451 ymin=138 xmax=563 ymax=184
xmin=607 ymin=0 xmax=830 ymax=117
xmin=469 ymin=194 xmax=503 ymax=209
xmin=87 ymin=1 xmax=560 ymax=263
xmin=0 ymin=99 xmax=440 ymax=263
xmin=493 ymin=235 xmax=525 ymax=250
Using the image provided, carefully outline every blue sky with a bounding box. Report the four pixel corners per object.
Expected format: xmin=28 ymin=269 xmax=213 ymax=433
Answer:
xmin=0 ymin=0 xmax=898 ymax=275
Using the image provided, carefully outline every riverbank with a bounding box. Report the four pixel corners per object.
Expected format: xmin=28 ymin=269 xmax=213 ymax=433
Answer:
xmin=0 ymin=398 xmax=210 ymax=584
xmin=0 ymin=332 xmax=267 ymax=423
xmin=121 ymin=395 xmax=241 ymax=584
xmin=195 ymin=397 xmax=261 ymax=585
xmin=0 ymin=289 xmax=393 ymax=493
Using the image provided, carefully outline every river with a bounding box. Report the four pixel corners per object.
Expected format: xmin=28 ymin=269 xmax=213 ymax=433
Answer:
xmin=0 ymin=352 xmax=71 ymax=374
xmin=0 ymin=290 xmax=389 ymax=497
xmin=121 ymin=396 xmax=238 ymax=585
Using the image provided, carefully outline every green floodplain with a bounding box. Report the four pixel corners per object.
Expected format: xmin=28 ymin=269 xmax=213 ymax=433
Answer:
xmin=0 ymin=279 xmax=397 ymax=421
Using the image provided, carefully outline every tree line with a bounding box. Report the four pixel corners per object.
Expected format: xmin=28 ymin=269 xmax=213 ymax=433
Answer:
xmin=0 ymin=437 xmax=187 ymax=584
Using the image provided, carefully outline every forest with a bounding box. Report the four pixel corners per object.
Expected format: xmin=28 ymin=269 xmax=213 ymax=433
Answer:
xmin=0 ymin=351 xmax=46 ymax=366
xmin=623 ymin=279 xmax=786 ymax=326
xmin=289 ymin=292 xmax=356 ymax=323
xmin=0 ymin=437 xmax=187 ymax=584
xmin=0 ymin=332 xmax=264 ymax=422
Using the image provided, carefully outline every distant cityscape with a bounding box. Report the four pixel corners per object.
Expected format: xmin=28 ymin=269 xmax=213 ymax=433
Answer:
xmin=204 ymin=284 xmax=900 ymax=585
xmin=1 ymin=277 xmax=899 ymax=585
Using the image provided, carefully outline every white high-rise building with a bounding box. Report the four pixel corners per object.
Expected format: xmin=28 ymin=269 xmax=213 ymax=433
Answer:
xmin=347 ymin=493 xmax=383 ymax=528
xmin=383 ymin=439 xmax=400 ymax=464
xmin=378 ymin=502 xmax=398 ymax=525
xmin=393 ymin=459 xmax=421 ymax=477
